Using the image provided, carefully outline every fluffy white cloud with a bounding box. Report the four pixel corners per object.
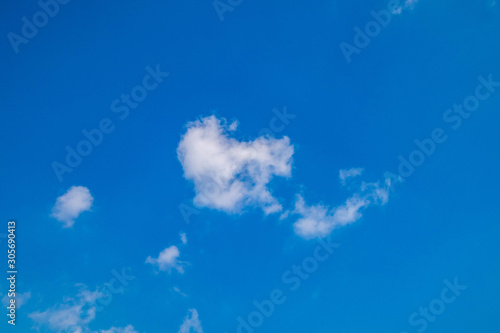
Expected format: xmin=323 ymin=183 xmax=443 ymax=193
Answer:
xmin=339 ymin=167 xmax=364 ymax=186
xmin=1 ymin=291 xmax=31 ymax=309
xmin=146 ymin=245 xmax=184 ymax=273
xmin=99 ymin=325 xmax=138 ymax=333
xmin=178 ymin=309 xmax=203 ymax=333
xmin=177 ymin=116 xmax=293 ymax=214
xmin=51 ymin=186 xmax=94 ymax=227
xmin=293 ymin=177 xmax=391 ymax=239
xmin=29 ymin=288 xmax=102 ymax=332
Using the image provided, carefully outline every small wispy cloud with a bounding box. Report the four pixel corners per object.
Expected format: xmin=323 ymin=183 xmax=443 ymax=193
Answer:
xmin=405 ymin=0 xmax=418 ymax=8
xmin=339 ymin=167 xmax=364 ymax=186
xmin=392 ymin=0 xmax=419 ymax=14
xmin=173 ymin=286 xmax=188 ymax=297
xmin=99 ymin=325 xmax=138 ymax=333
xmin=51 ymin=186 xmax=94 ymax=227
xmin=392 ymin=6 xmax=402 ymax=14
xmin=29 ymin=287 xmax=137 ymax=333
xmin=29 ymin=287 xmax=102 ymax=332
xmin=178 ymin=309 xmax=203 ymax=333
xmin=1 ymin=291 xmax=31 ymax=309
xmin=292 ymin=175 xmax=392 ymax=239
xmin=180 ymin=232 xmax=187 ymax=245
xmin=146 ymin=245 xmax=185 ymax=273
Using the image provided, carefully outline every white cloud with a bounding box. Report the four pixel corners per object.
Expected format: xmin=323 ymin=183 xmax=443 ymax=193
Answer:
xmin=228 ymin=120 xmax=239 ymax=131
xmin=1 ymin=291 xmax=31 ymax=309
xmin=28 ymin=287 xmax=137 ymax=333
xmin=292 ymin=177 xmax=391 ymax=239
xmin=180 ymin=232 xmax=187 ymax=245
xmin=391 ymin=6 xmax=402 ymax=14
xmin=177 ymin=115 xmax=293 ymax=214
xmin=51 ymin=186 xmax=94 ymax=227
xmin=178 ymin=309 xmax=203 ymax=333
xmin=99 ymin=325 xmax=138 ymax=333
xmin=392 ymin=0 xmax=418 ymax=14
xmin=173 ymin=286 xmax=188 ymax=297
xmin=29 ymin=288 xmax=102 ymax=332
xmin=176 ymin=117 xmax=394 ymax=240
xmin=339 ymin=167 xmax=364 ymax=186
xmin=146 ymin=245 xmax=184 ymax=273
xmin=405 ymin=0 xmax=418 ymax=8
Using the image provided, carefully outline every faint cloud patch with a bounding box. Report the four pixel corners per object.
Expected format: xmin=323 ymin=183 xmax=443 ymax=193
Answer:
xmin=178 ymin=309 xmax=203 ymax=333
xmin=392 ymin=0 xmax=419 ymax=14
xmin=29 ymin=288 xmax=102 ymax=332
xmin=28 ymin=285 xmax=138 ymax=333
xmin=2 ymin=291 xmax=31 ymax=309
xmin=180 ymin=232 xmax=187 ymax=245
xmin=99 ymin=325 xmax=138 ymax=333
xmin=173 ymin=286 xmax=188 ymax=297
xmin=339 ymin=167 xmax=364 ymax=186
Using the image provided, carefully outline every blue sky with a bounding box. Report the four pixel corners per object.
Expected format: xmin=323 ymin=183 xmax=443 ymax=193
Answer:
xmin=1 ymin=0 xmax=500 ymax=332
